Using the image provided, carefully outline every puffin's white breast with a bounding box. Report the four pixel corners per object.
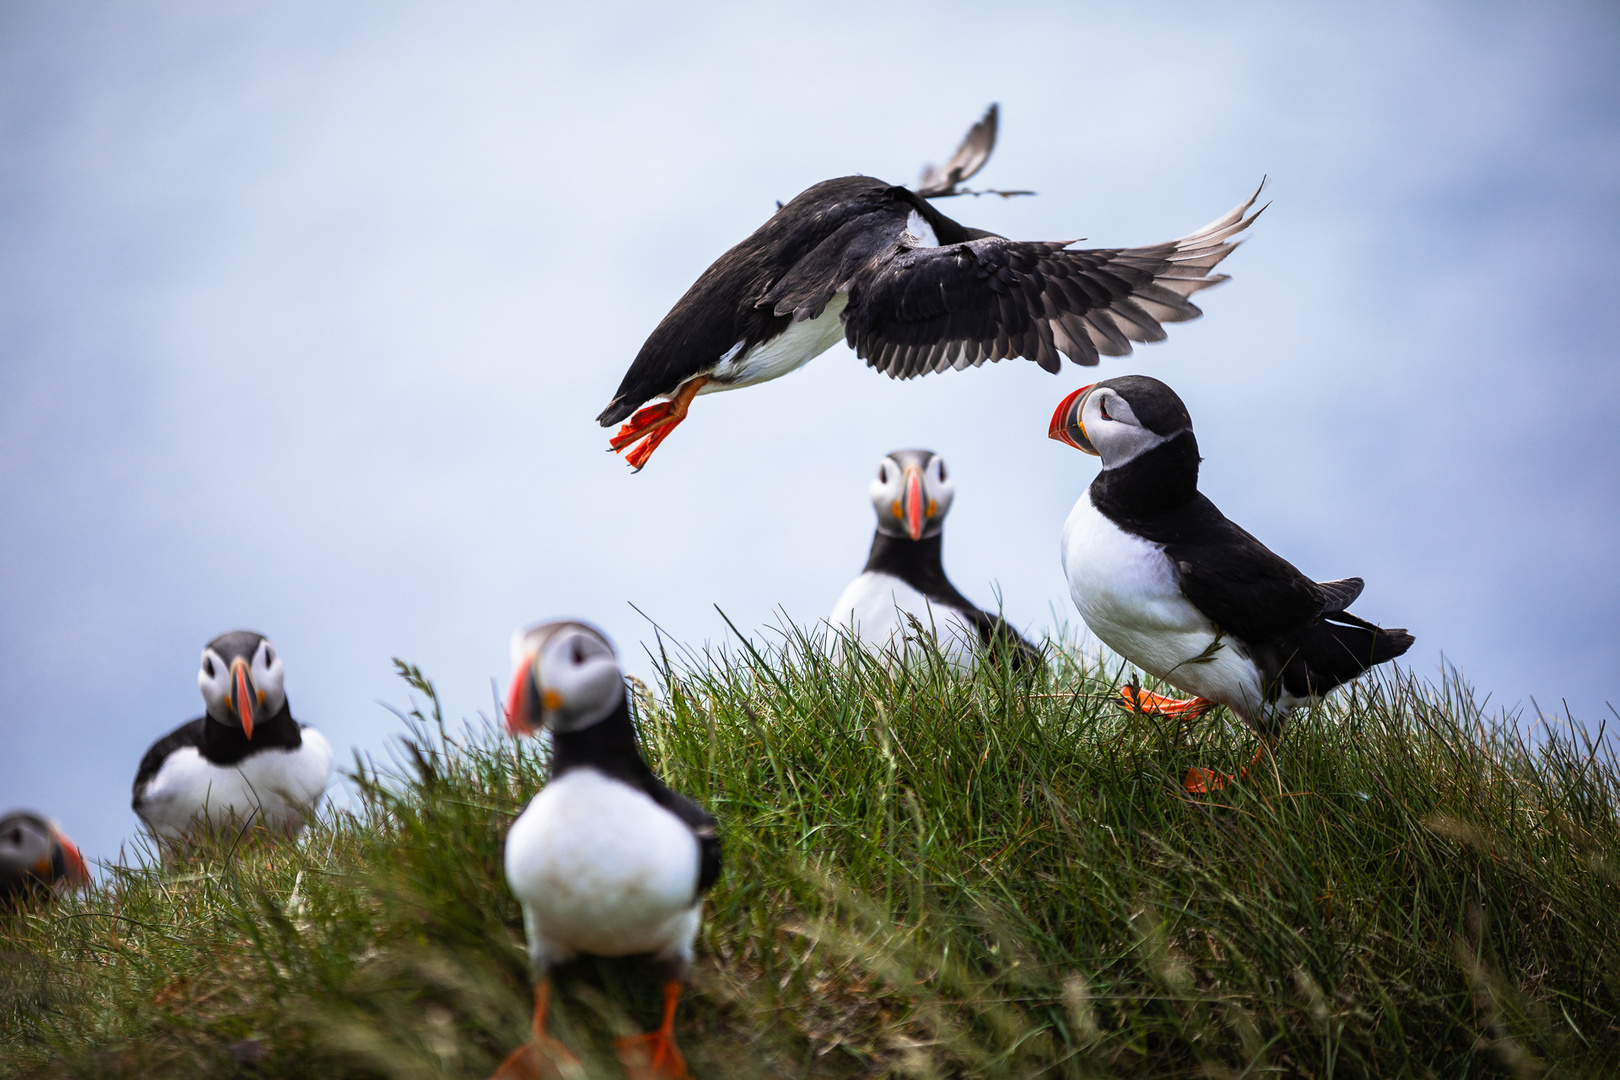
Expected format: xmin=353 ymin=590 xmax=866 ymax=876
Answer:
xmin=136 ymin=729 xmax=333 ymax=841
xmin=505 ymin=768 xmax=701 ymax=963
xmin=1060 ymin=493 xmax=1264 ymax=713
xmin=825 ymin=571 xmax=981 ymax=667
xmin=706 ymin=293 xmax=851 ymax=390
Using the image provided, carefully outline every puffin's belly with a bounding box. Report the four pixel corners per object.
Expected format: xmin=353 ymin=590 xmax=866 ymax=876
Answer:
xmin=136 ymin=734 xmax=332 ymax=840
xmin=826 ymin=571 xmax=979 ymax=663
xmin=506 ymin=770 xmax=700 ymax=960
xmin=706 ymin=293 xmax=850 ymax=390
xmin=1061 ymin=495 xmax=1263 ymax=709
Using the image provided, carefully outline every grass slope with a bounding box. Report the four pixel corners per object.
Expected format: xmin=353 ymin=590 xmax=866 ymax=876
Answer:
xmin=2 ymin=629 xmax=1618 ymax=1078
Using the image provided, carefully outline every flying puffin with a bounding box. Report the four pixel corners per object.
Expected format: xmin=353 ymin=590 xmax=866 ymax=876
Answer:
xmin=0 ymin=811 xmax=90 ymax=902
xmin=598 ymin=104 xmax=1265 ymax=469
xmin=1048 ymin=376 xmax=1412 ymax=782
xmin=827 ymin=448 xmax=1038 ymax=667
xmin=495 ymin=620 xmax=720 ymax=1080
xmin=132 ymin=631 xmax=333 ymax=844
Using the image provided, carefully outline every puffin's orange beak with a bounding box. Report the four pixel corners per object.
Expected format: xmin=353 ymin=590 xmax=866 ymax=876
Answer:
xmin=505 ymin=662 xmax=534 ymax=736
xmin=902 ymin=465 xmax=925 ymax=541
xmin=1049 ymin=384 xmax=1099 ymax=454
xmin=229 ymin=658 xmax=256 ymax=740
xmin=55 ymin=832 xmax=89 ymax=888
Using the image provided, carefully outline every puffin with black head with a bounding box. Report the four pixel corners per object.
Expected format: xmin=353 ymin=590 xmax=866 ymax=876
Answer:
xmin=132 ymin=631 xmax=332 ymax=843
xmin=494 ymin=620 xmax=719 ymax=1080
xmin=0 ymin=812 xmax=90 ymax=903
xmin=598 ymin=104 xmax=1265 ymax=469
xmin=827 ymin=449 xmax=1038 ymax=667
xmin=1048 ymin=376 xmax=1413 ymax=785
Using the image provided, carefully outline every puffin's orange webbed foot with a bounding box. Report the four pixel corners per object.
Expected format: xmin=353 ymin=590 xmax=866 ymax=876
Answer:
xmin=489 ymin=980 xmax=582 ymax=1080
xmin=608 ymin=378 xmax=708 ymax=471
xmin=614 ymin=981 xmax=691 ymax=1080
xmin=1183 ymin=746 xmax=1267 ymax=795
xmin=1118 ymin=684 xmax=1215 ymax=721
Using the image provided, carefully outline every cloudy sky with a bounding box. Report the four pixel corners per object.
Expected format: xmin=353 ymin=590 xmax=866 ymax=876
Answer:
xmin=2 ymin=2 xmax=1616 ymax=864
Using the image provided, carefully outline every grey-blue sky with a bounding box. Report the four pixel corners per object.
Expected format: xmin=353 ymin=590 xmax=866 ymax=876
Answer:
xmin=1 ymin=1 xmax=1616 ymax=864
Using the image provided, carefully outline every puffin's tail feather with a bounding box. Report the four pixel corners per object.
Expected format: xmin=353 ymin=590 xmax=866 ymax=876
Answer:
xmin=1291 ymin=617 xmax=1414 ymax=697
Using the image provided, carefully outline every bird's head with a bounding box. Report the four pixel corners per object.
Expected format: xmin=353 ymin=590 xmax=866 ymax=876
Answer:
xmin=505 ymin=621 xmax=624 ymax=737
xmin=870 ymin=449 xmax=954 ymax=541
xmin=1048 ymin=375 xmax=1195 ymax=469
xmin=198 ymin=630 xmax=285 ymax=740
xmin=0 ymin=812 xmax=89 ymax=897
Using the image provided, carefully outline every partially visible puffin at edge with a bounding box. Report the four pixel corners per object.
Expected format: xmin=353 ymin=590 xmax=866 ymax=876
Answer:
xmin=0 ymin=811 xmax=90 ymax=903
xmin=494 ymin=620 xmax=720 ymax=1080
xmin=132 ymin=631 xmax=332 ymax=845
xmin=1048 ymin=376 xmax=1413 ymax=736
xmin=598 ymin=104 xmax=1265 ymax=469
xmin=827 ymin=448 xmax=1039 ymax=668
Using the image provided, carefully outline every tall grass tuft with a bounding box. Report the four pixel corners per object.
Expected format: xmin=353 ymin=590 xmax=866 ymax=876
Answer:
xmin=2 ymin=633 xmax=1617 ymax=1077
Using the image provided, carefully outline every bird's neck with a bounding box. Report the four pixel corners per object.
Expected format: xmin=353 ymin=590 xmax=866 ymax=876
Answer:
xmin=862 ymin=531 xmax=975 ymax=610
xmin=200 ymin=702 xmax=302 ymax=764
xmin=1090 ymin=431 xmax=1202 ymax=519
xmin=550 ymin=694 xmax=657 ymax=786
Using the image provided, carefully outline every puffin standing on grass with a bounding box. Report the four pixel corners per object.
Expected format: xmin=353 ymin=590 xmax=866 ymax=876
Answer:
xmin=598 ymin=104 xmax=1264 ymax=470
xmin=827 ymin=448 xmax=1038 ymax=667
xmin=495 ymin=620 xmax=720 ymax=1080
xmin=0 ymin=812 xmax=90 ymax=902
xmin=1048 ymin=376 xmax=1412 ymax=788
xmin=132 ymin=631 xmax=332 ymax=843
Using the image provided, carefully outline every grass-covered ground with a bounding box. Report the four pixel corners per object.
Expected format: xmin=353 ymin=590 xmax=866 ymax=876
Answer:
xmin=3 ymin=629 xmax=1618 ymax=1078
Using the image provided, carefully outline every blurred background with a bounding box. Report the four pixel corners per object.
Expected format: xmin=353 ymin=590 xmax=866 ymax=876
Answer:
xmin=2 ymin=1 xmax=1616 ymax=865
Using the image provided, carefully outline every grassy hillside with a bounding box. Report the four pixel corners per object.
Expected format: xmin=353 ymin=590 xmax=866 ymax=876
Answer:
xmin=3 ymin=629 xmax=1618 ymax=1078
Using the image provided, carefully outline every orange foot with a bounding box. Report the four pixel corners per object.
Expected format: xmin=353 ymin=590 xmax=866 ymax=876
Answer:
xmin=1183 ymin=746 xmax=1266 ymax=795
xmin=1118 ymin=684 xmax=1215 ymax=721
xmin=609 ymin=377 xmax=708 ymax=471
xmin=490 ymin=980 xmax=582 ymax=1080
xmin=614 ymin=981 xmax=691 ymax=1080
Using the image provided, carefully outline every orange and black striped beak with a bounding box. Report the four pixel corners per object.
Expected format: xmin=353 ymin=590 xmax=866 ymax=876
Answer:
xmin=1048 ymin=384 xmax=1099 ymax=455
xmin=901 ymin=464 xmax=926 ymax=541
xmin=504 ymin=657 xmax=563 ymax=736
xmin=226 ymin=657 xmax=259 ymax=740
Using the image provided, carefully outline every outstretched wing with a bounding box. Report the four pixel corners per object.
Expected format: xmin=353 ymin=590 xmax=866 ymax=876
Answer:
xmin=843 ymin=184 xmax=1265 ymax=380
xmin=916 ymin=104 xmax=999 ymax=198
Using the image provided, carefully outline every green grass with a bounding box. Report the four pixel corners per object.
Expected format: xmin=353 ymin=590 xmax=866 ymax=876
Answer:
xmin=3 ymin=626 xmax=1618 ymax=1078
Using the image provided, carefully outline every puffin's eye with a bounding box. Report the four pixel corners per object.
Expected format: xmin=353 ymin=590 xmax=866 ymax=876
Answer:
xmin=937 ymin=461 xmax=947 ymax=481
xmin=264 ymin=646 xmax=274 ymax=666
xmin=878 ymin=465 xmax=888 ymax=483
xmin=203 ymin=657 xmax=215 ymax=678
xmin=1099 ymin=399 xmax=1112 ymax=421
xmin=572 ymin=640 xmax=586 ymax=665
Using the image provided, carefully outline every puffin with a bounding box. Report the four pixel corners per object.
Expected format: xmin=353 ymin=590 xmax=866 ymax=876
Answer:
xmin=1048 ymin=376 xmax=1412 ymax=783
xmin=826 ymin=448 xmax=1039 ymax=667
xmin=132 ymin=631 xmax=332 ymax=844
xmin=495 ymin=620 xmax=720 ymax=1080
xmin=598 ymin=104 xmax=1264 ymax=469
xmin=0 ymin=811 xmax=90 ymax=902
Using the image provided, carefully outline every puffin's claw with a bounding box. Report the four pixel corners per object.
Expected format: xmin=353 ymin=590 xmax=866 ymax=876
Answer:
xmin=1118 ymin=684 xmax=1215 ymax=721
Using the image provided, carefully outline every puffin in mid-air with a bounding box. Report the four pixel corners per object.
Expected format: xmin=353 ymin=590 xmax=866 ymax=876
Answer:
xmin=495 ymin=621 xmax=720 ymax=1080
xmin=0 ymin=811 xmax=89 ymax=902
xmin=132 ymin=631 xmax=333 ymax=844
xmin=827 ymin=448 xmax=1038 ymax=667
xmin=598 ymin=104 xmax=1264 ymax=469
xmin=1049 ymin=376 xmax=1412 ymax=784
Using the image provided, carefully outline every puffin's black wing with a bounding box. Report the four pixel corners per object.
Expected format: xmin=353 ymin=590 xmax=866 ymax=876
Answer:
xmin=645 ymin=784 xmax=722 ymax=897
xmin=841 ymin=186 xmax=1264 ymax=380
xmin=916 ymin=104 xmax=998 ymax=198
xmin=132 ymin=717 xmax=207 ymax=806
xmin=1126 ymin=493 xmax=1327 ymax=647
